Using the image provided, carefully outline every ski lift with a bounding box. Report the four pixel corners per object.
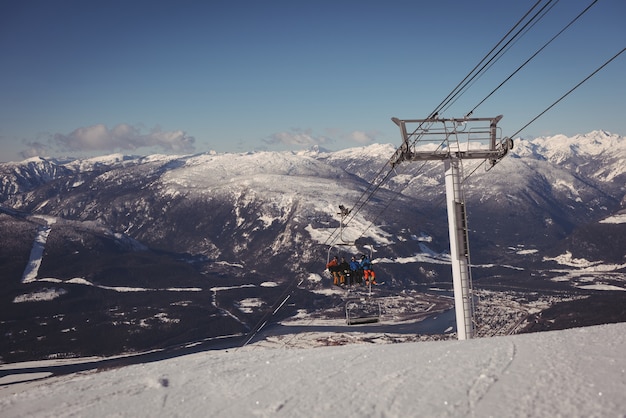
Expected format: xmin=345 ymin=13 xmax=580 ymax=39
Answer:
xmin=325 ymin=204 xmax=382 ymax=325
xmin=344 ymin=258 xmax=382 ymax=325
xmin=323 ymin=253 xmax=382 ymax=325
xmin=345 ymin=295 xmax=381 ymax=325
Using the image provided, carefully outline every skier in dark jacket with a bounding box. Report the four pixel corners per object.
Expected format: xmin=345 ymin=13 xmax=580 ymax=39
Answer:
xmin=338 ymin=257 xmax=351 ymax=286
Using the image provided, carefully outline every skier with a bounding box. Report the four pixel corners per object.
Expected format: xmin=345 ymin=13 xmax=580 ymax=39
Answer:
xmin=326 ymin=256 xmax=343 ymax=286
xmin=349 ymin=256 xmax=363 ymax=285
xmin=360 ymin=254 xmax=377 ymax=285
xmin=338 ymin=257 xmax=351 ymax=286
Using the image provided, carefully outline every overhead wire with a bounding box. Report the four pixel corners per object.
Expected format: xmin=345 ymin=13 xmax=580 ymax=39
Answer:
xmin=435 ymin=0 xmax=550 ymax=119
xmin=326 ymin=0 xmax=554 ymax=247
xmin=321 ymin=166 xmax=391 ymax=247
xmin=466 ymin=0 xmax=599 ymax=118
xmin=453 ymin=0 xmax=601 ymax=178
xmin=510 ymin=46 xmax=626 ymax=140
xmin=329 ymin=0 xmax=619 ymax=253
xmin=444 ymin=0 xmax=561 ymax=115
xmin=321 ymin=152 xmax=396 ymax=247
xmin=356 ymin=159 xmax=431 ymax=242
xmin=356 ymin=0 xmax=617 ymax=243
xmin=387 ymin=0 xmax=557 ymax=173
xmin=246 ymin=2 xmax=623 ymax=347
xmin=324 ymin=0 xmax=558 ymax=245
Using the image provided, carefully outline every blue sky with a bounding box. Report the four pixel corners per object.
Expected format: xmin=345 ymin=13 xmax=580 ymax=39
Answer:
xmin=1 ymin=0 xmax=624 ymax=162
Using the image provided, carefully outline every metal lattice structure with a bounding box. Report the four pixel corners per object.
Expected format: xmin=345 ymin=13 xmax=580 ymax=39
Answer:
xmin=391 ymin=116 xmax=512 ymax=166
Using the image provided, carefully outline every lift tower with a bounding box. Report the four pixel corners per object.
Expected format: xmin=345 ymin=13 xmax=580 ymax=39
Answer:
xmin=391 ymin=115 xmax=513 ymax=340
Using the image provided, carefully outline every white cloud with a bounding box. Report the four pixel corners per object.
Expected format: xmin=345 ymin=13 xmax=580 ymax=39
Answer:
xmin=346 ymin=130 xmax=377 ymax=144
xmin=265 ymin=128 xmax=332 ymax=147
xmin=19 ymin=141 xmax=50 ymax=159
xmin=264 ymin=128 xmax=381 ymax=149
xmin=52 ymin=124 xmax=195 ymax=153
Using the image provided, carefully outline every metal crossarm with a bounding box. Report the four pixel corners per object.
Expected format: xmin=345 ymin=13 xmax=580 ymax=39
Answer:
xmin=390 ymin=115 xmax=512 ymax=166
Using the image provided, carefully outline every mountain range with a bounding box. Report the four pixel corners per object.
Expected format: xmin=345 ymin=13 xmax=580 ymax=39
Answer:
xmin=1 ymin=131 xmax=625 ymax=362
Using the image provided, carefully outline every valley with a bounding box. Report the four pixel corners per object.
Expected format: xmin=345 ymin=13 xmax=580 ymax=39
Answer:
xmin=1 ymin=132 xmax=625 ymax=363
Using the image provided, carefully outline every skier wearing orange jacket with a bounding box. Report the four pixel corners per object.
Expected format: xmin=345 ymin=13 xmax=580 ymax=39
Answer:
xmin=326 ymin=256 xmax=344 ymax=286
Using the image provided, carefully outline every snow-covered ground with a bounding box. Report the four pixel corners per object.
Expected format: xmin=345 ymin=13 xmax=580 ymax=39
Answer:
xmin=1 ymin=323 xmax=624 ymax=417
xmin=21 ymin=216 xmax=56 ymax=283
xmin=600 ymin=213 xmax=626 ymax=224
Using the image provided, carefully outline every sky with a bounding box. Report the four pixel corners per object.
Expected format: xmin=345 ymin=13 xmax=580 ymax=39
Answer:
xmin=1 ymin=0 xmax=624 ymax=162
xmin=1 ymin=322 xmax=625 ymax=416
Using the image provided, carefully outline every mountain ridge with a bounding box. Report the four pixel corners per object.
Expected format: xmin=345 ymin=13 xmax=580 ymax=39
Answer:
xmin=1 ymin=131 xmax=625 ymax=362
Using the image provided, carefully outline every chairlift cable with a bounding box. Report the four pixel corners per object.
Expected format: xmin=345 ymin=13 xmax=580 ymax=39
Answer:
xmin=444 ymin=0 xmax=560 ymax=115
xmin=510 ymin=46 xmax=626 ymax=140
xmin=324 ymin=158 xmax=404 ymax=248
xmin=440 ymin=0 xmax=558 ymax=118
xmin=337 ymin=1 xmax=555 ymax=237
xmin=333 ymin=1 xmax=552 ymax=238
xmin=240 ymin=277 xmax=304 ymax=348
xmin=355 ymin=160 xmax=431 ymax=242
xmin=458 ymin=0 xmax=605 ymax=178
xmin=466 ymin=0 xmax=598 ymax=118
xmin=397 ymin=1 xmax=555 ymax=163
xmin=433 ymin=0 xmax=547 ymax=117
xmin=461 ymin=46 xmax=624 ymax=182
xmin=342 ymin=0 xmax=596 ymax=247
xmin=323 ymin=153 xmax=402 ymax=248
xmin=252 ymin=3 xmax=618 ymax=347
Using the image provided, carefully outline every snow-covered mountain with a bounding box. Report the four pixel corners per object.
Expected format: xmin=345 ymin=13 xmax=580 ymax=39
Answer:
xmin=1 ymin=131 xmax=625 ymax=362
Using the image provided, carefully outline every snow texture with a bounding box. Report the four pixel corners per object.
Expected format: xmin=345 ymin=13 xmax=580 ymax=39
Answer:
xmin=1 ymin=323 xmax=625 ymax=417
xmin=600 ymin=213 xmax=626 ymax=224
xmin=21 ymin=217 xmax=56 ymax=283
xmin=12 ymin=288 xmax=67 ymax=303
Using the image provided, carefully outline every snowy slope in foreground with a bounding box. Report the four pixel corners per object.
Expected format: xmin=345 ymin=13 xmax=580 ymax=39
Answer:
xmin=1 ymin=323 xmax=625 ymax=417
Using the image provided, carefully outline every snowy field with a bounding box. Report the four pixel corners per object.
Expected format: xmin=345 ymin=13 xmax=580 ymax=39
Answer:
xmin=1 ymin=323 xmax=625 ymax=417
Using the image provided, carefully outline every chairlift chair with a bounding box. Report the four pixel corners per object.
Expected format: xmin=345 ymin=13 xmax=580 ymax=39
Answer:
xmin=345 ymin=296 xmax=381 ymax=325
xmin=326 ymin=204 xmax=382 ymax=325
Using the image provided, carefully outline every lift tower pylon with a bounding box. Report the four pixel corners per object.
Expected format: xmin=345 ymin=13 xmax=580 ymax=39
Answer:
xmin=391 ymin=115 xmax=512 ymax=340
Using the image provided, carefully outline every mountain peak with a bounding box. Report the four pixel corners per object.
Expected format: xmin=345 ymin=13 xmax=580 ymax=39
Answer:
xmin=512 ymin=131 xmax=624 ymax=161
